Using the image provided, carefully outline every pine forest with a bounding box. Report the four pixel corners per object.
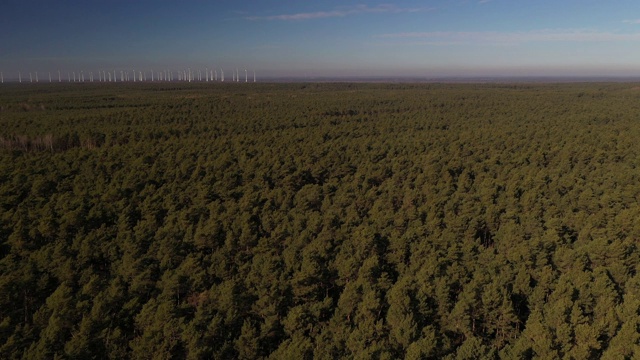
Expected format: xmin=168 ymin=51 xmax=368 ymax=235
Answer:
xmin=2 ymin=82 xmax=640 ymax=359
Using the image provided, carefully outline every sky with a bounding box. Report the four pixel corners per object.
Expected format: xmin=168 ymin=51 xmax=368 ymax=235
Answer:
xmin=2 ymin=0 xmax=640 ymax=78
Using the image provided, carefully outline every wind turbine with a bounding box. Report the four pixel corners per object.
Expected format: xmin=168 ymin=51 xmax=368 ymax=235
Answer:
xmin=58 ymin=70 xmax=61 ymax=82
xmin=254 ymin=70 xmax=256 ymax=83
xmin=221 ymin=68 xmax=224 ymax=82
xmin=245 ymin=69 xmax=247 ymax=83
xmin=19 ymin=71 xmax=21 ymax=83
xmin=49 ymin=72 xmax=51 ymax=83
xmin=236 ymin=68 xmax=239 ymax=82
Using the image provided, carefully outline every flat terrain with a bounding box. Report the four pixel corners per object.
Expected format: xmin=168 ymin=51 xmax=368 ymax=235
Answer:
xmin=1 ymin=82 xmax=640 ymax=358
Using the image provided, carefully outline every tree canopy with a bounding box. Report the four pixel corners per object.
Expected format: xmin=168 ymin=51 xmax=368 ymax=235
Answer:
xmin=1 ymin=82 xmax=640 ymax=358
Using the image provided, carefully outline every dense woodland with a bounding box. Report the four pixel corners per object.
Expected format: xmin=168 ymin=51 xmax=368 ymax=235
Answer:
xmin=2 ymin=82 xmax=640 ymax=359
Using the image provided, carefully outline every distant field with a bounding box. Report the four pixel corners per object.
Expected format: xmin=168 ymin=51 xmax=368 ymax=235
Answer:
xmin=2 ymin=82 xmax=640 ymax=358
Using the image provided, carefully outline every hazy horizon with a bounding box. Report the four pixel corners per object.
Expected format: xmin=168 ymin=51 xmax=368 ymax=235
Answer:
xmin=3 ymin=0 xmax=640 ymax=78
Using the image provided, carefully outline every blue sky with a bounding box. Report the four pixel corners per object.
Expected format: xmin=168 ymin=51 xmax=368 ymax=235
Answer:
xmin=2 ymin=0 xmax=640 ymax=78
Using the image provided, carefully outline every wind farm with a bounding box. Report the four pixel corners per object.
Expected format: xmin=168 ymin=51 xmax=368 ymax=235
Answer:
xmin=0 ymin=67 xmax=258 ymax=84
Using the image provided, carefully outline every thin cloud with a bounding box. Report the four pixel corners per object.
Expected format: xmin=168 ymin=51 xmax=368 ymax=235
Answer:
xmin=246 ymin=5 xmax=430 ymax=21
xmin=377 ymin=30 xmax=640 ymax=44
xmin=623 ymin=19 xmax=640 ymax=24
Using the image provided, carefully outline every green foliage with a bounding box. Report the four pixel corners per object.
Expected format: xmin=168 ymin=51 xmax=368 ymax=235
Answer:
xmin=2 ymin=81 xmax=640 ymax=358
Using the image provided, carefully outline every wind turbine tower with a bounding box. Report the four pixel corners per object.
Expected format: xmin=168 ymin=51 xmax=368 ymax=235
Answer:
xmin=245 ymin=69 xmax=247 ymax=83
xmin=58 ymin=70 xmax=61 ymax=82
xmin=254 ymin=70 xmax=256 ymax=83
xmin=19 ymin=72 xmax=21 ymax=83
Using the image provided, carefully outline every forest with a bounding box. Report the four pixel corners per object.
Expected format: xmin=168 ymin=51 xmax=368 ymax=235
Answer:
xmin=1 ymin=81 xmax=640 ymax=359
